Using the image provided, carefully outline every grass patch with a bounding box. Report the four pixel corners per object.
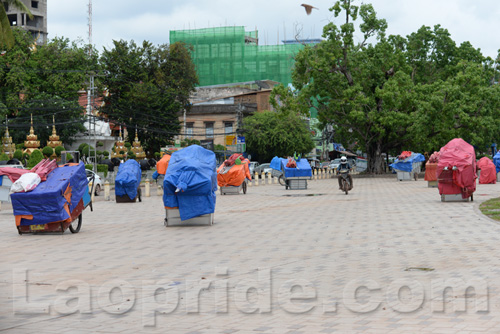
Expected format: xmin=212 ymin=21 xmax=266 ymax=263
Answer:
xmin=480 ymin=197 xmax=500 ymax=221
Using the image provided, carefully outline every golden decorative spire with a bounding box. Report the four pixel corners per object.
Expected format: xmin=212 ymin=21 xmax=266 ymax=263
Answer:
xmin=2 ymin=116 xmax=16 ymax=158
xmin=24 ymin=114 xmax=40 ymax=154
xmin=47 ymin=114 xmax=62 ymax=150
xmin=135 ymin=128 xmax=138 ymax=142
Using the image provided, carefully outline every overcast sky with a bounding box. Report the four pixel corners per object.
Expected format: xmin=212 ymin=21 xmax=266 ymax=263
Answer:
xmin=48 ymin=0 xmax=499 ymax=59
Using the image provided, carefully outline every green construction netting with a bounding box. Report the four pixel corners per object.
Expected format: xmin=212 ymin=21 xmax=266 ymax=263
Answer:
xmin=170 ymin=26 xmax=305 ymax=86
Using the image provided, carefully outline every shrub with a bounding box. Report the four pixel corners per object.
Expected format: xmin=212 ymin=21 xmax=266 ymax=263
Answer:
xmin=78 ymin=143 xmax=88 ymax=154
xmin=124 ymin=142 xmax=132 ymax=148
xmin=0 ymin=153 xmax=9 ymax=161
xmin=66 ymin=153 xmax=73 ymax=162
xmin=85 ymin=164 xmax=93 ymax=170
xmin=55 ymin=146 xmax=65 ymax=157
xmin=13 ymin=149 xmax=23 ymax=160
xmin=16 ymin=143 xmax=24 ymax=150
xmin=97 ymin=164 xmax=108 ymax=178
xmin=119 ymin=150 xmax=125 ymax=155
xmin=96 ymin=141 xmax=104 ymax=147
xmin=103 ymin=151 xmax=109 ymax=157
xmin=127 ymin=152 xmax=136 ymax=160
xmin=42 ymin=146 xmax=54 ymax=158
xmin=154 ymin=152 xmax=161 ymax=159
xmin=27 ymin=150 xmax=43 ymax=168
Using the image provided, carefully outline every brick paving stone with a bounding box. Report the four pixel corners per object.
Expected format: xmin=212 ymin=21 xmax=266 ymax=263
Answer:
xmin=2 ymin=178 xmax=500 ymax=332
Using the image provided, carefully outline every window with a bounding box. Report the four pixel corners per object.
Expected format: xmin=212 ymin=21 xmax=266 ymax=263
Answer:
xmin=31 ymin=1 xmax=38 ymax=8
xmin=186 ymin=123 xmax=193 ymax=139
xmin=224 ymin=122 xmax=233 ymax=135
xmin=205 ymin=123 xmax=214 ymax=138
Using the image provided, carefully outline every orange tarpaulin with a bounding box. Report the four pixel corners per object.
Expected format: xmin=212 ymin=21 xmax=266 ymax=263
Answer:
xmin=424 ymin=162 xmax=438 ymax=181
xmin=156 ymin=154 xmax=171 ymax=175
xmin=217 ymin=160 xmax=251 ymax=187
xmin=477 ymin=157 xmax=496 ymax=184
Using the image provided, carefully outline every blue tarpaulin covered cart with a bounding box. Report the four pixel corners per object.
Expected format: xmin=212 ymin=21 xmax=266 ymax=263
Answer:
xmin=390 ymin=153 xmax=425 ymax=181
xmin=272 ymin=158 xmax=312 ymax=190
xmin=11 ymin=162 xmax=91 ymax=234
xmin=115 ymin=160 xmax=142 ymax=202
xmin=163 ymin=145 xmax=217 ymax=226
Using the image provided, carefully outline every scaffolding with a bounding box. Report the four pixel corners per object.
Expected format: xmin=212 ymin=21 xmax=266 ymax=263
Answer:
xmin=169 ymin=26 xmax=305 ymax=86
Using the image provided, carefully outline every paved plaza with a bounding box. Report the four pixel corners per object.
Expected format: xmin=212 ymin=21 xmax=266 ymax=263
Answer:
xmin=2 ymin=176 xmax=500 ymax=333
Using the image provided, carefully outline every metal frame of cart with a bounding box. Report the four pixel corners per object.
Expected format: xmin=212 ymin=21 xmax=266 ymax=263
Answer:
xmin=274 ymin=169 xmax=310 ymax=190
xmin=220 ymin=179 xmax=247 ymax=195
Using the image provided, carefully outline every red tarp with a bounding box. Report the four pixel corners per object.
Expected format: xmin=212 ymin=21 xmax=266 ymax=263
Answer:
xmin=0 ymin=159 xmax=57 ymax=183
xmin=217 ymin=159 xmax=251 ymax=187
xmin=437 ymin=138 xmax=477 ymax=198
xmin=424 ymin=162 xmax=438 ymax=181
xmin=477 ymin=157 xmax=496 ymax=184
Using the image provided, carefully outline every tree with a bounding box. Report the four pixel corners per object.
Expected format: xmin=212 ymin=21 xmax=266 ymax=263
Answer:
xmin=42 ymin=146 xmax=53 ymax=158
xmin=100 ymin=40 xmax=198 ymax=154
xmin=286 ymin=0 xmax=500 ymax=173
xmin=241 ymin=111 xmax=315 ymax=163
xmin=0 ymin=30 xmax=95 ymax=145
xmin=27 ymin=149 xmax=43 ymax=168
xmin=0 ymin=0 xmax=32 ymax=49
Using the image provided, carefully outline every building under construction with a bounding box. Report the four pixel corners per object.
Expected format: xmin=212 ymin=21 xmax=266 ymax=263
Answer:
xmin=169 ymin=26 xmax=307 ymax=86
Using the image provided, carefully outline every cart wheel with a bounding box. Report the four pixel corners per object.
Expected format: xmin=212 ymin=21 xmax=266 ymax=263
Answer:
xmin=164 ymin=218 xmax=169 ymax=227
xmin=138 ymin=188 xmax=142 ymax=202
xmin=414 ymin=172 xmax=418 ymax=181
xmin=278 ymin=175 xmax=286 ymax=186
xmin=242 ymin=181 xmax=247 ymax=194
xmin=17 ymin=227 xmax=22 ymax=235
xmin=69 ymin=214 xmax=82 ymax=233
xmin=471 ymin=194 xmax=474 ymax=202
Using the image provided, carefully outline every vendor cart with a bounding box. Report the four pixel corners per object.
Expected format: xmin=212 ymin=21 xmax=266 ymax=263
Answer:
xmin=217 ymin=155 xmax=251 ymax=195
xmin=11 ymin=162 xmax=92 ymax=234
xmin=437 ymin=138 xmax=476 ymax=202
xmin=163 ymin=145 xmax=217 ymax=226
xmin=278 ymin=158 xmax=312 ymax=190
xmin=115 ymin=160 xmax=142 ymax=203
xmin=390 ymin=153 xmax=425 ymax=181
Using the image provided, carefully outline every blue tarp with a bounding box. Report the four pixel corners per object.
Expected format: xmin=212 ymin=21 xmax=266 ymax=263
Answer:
xmin=11 ymin=163 xmax=88 ymax=226
xmin=270 ymin=156 xmax=282 ymax=171
xmin=163 ymin=145 xmax=217 ymax=221
xmin=493 ymin=151 xmax=500 ymax=173
xmin=115 ymin=160 xmax=142 ymax=200
xmin=281 ymin=158 xmax=312 ymax=178
xmin=390 ymin=153 xmax=426 ymax=172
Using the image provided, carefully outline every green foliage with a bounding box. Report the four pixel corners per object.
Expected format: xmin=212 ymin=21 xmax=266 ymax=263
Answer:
xmin=286 ymin=0 xmax=500 ymax=173
xmin=66 ymin=153 xmax=73 ymax=161
xmin=127 ymin=152 xmax=136 ymax=160
xmin=124 ymin=142 xmax=132 ymax=148
xmin=97 ymin=164 xmax=108 ymax=178
xmin=27 ymin=150 xmax=43 ymax=168
xmin=0 ymin=1 xmax=32 ymax=49
xmin=0 ymin=153 xmax=9 ymax=161
xmin=214 ymin=144 xmax=226 ymax=151
xmin=96 ymin=141 xmax=104 ymax=147
xmin=0 ymin=31 xmax=94 ymax=145
xmin=154 ymin=152 xmax=161 ymax=159
xmin=241 ymin=111 xmax=315 ymax=162
xmin=103 ymin=151 xmax=109 ymax=157
xmin=42 ymin=146 xmax=54 ymax=158
xmin=85 ymin=164 xmax=93 ymax=171
xmin=181 ymin=139 xmax=200 ymax=147
xmin=100 ymin=40 xmax=198 ymax=154
xmin=16 ymin=143 xmax=24 ymax=150
xmin=13 ymin=149 xmax=23 ymax=160
xmin=55 ymin=146 xmax=65 ymax=157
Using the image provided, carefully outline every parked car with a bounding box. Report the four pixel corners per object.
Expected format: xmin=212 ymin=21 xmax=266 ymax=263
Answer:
xmin=255 ymin=163 xmax=272 ymax=176
xmin=249 ymin=161 xmax=259 ymax=175
xmin=85 ymin=169 xmax=103 ymax=196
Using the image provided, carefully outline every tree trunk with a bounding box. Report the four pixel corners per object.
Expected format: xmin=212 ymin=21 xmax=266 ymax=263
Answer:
xmin=366 ymin=141 xmax=384 ymax=174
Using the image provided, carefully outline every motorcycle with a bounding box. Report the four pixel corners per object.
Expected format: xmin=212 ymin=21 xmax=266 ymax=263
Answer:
xmin=338 ymin=169 xmax=351 ymax=195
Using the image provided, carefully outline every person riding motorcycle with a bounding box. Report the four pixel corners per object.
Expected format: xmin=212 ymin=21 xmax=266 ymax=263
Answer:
xmin=337 ymin=156 xmax=353 ymax=190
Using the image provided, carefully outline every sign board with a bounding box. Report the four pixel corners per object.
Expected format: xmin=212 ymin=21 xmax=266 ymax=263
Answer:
xmin=237 ymin=136 xmax=245 ymax=144
xmin=225 ymin=135 xmax=236 ymax=146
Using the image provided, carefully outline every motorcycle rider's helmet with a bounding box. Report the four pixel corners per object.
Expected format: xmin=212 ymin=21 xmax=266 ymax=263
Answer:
xmin=340 ymin=156 xmax=347 ymax=164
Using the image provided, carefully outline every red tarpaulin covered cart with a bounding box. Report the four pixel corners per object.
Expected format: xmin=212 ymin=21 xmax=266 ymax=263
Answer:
xmin=477 ymin=157 xmax=496 ymax=184
xmin=437 ymin=138 xmax=477 ymax=202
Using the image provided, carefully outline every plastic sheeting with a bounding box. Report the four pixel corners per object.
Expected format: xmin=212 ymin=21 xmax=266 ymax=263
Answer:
xmin=156 ymin=154 xmax=171 ymax=175
xmin=424 ymin=163 xmax=438 ymax=181
xmin=115 ymin=160 xmax=142 ymax=200
xmin=11 ymin=162 xmax=88 ymax=226
xmin=390 ymin=153 xmax=426 ymax=172
xmin=437 ymin=138 xmax=476 ymax=198
xmin=281 ymin=158 xmax=312 ymax=178
xmin=493 ymin=151 xmax=500 ymax=173
xmin=163 ymin=145 xmax=217 ymax=221
xmin=217 ymin=159 xmax=251 ymax=187
xmin=270 ymin=156 xmax=282 ymax=171
xmin=477 ymin=157 xmax=496 ymax=184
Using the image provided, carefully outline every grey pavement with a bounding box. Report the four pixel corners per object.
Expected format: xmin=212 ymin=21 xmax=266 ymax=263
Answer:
xmin=1 ymin=177 xmax=500 ymax=333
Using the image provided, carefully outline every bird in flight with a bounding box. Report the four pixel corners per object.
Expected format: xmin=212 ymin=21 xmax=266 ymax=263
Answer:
xmin=301 ymin=4 xmax=318 ymax=15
